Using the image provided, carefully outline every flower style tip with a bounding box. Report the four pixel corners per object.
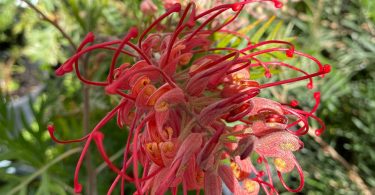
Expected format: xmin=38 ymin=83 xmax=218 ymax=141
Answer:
xmin=47 ymin=124 xmax=89 ymax=144
xmin=129 ymin=27 xmax=139 ymax=38
xmin=74 ymin=182 xmax=83 ymax=193
xmin=315 ymin=129 xmax=323 ymax=136
xmin=286 ymin=48 xmax=295 ymax=58
xmin=231 ymin=3 xmax=244 ymax=11
xmin=47 ymin=124 xmax=55 ymax=134
xmin=307 ymin=82 xmax=314 ymax=89
xmin=82 ymin=32 xmax=95 ymax=46
xmin=273 ymin=0 xmax=284 ymax=8
xmin=166 ymin=3 xmax=181 ymax=12
xmin=290 ymin=99 xmax=299 ymax=107
xmin=92 ymin=131 xmax=104 ymax=142
xmin=55 ymin=32 xmax=96 ymax=77
xmin=264 ymin=71 xmax=272 ymax=78
xmin=314 ymin=91 xmax=321 ymax=100
xmin=323 ymin=64 xmax=331 ymax=75
xmin=55 ymin=60 xmax=73 ymax=76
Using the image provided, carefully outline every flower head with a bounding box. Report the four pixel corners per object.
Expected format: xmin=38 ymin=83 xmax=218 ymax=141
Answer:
xmin=51 ymin=0 xmax=330 ymax=194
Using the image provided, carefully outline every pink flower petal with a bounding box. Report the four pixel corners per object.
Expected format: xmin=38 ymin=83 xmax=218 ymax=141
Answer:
xmin=204 ymin=170 xmax=222 ymax=195
xmin=255 ymin=131 xmax=301 ymax=158
xmin=218 ymin=165 xmax=243 ymax=194
xmin=248 ymin=97 xmax=283 ymax=116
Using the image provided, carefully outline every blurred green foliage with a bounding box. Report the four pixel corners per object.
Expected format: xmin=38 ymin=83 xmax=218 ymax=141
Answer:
xmin=0 ymin=0 xmax=374 ymax=194
xmin=283 ymin=0 xmax=375 ymax=194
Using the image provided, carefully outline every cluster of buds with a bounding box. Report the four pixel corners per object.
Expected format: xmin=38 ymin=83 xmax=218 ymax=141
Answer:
xmin=50 ymin=0 xmax=331 ymax=194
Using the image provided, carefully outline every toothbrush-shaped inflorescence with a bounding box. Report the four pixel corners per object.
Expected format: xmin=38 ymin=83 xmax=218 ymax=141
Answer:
xmin=51 ymin=0 xmax=331 ymax=194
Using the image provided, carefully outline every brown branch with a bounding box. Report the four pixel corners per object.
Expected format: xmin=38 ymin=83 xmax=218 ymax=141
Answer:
xmin=21 ymin=0 xmax=77 ymax=50
xmin=307 ymin=129 xmax=372 ymax=195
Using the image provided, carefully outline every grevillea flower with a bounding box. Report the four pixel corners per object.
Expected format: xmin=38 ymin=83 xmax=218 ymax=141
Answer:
xmin=50 ymin=0 xmax=331 ymax=194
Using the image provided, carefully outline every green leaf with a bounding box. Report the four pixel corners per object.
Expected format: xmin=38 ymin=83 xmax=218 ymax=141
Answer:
xmin=7 ymin=147 xmax=81 ymax=195
xmin=216 ymin=19 xmax=263 ymax=48
xmin=267 ymin=20 xmax=283 ymax=40
xmin=66 ymin=0 xmax=86 ymax=30
xmin=35 ymin=173 xmax=49 ymax=195
xmin=251 ymin=15 xmax=276 ymax=43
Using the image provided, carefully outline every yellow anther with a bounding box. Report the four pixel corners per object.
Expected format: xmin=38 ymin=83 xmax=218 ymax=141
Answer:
xmin=243 ymin=179 xmax=258 ymax=193
xmin=179 ymin=53 xmax=192 ymax=65
xmin=159 ymin=141 xmax=174 ymax=153
xmin=133 ymin=76 xmax=151 ymax=94
xmin=141 ymin=77 xmax=150 ymax=86
xmin=232 ymin=73 xmax=245 ymax=81
xmin=162 ymin=126 xmax=173 ymax=140
xmin=196 ymin=170 xmax=204 ymax=184
xmin=145 ymin=142 xmax=159 ymax=156
xmin=146 ymin=85 xmax=172 ymax=106
xmin=239 ymin=80 xmax=259 ymax=87
xmin=144 ymin=86 xmax=155 ymax=96
xmin=280 ymin=142 xmax=297 ymax=151
xmin=127 ymin=112 xmax=135 ymax=122
xmin=274 ymin=157 xmax=287 ymax=172
xmin=155 ymin=101 xmax=169 ymax=112
xmin=230 ymin=162 xmax=241 ymax=179
xmin=136 ymin=76 xmax=150 ymax=88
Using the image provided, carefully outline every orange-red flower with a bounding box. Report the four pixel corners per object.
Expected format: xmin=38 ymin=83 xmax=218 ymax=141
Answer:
xmin=50 ymin=0 xmax=331 ymax=194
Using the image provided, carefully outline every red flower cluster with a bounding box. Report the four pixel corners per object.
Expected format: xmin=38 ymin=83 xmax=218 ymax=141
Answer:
xmin=50 ymin=0 xmax=331 ymax=194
